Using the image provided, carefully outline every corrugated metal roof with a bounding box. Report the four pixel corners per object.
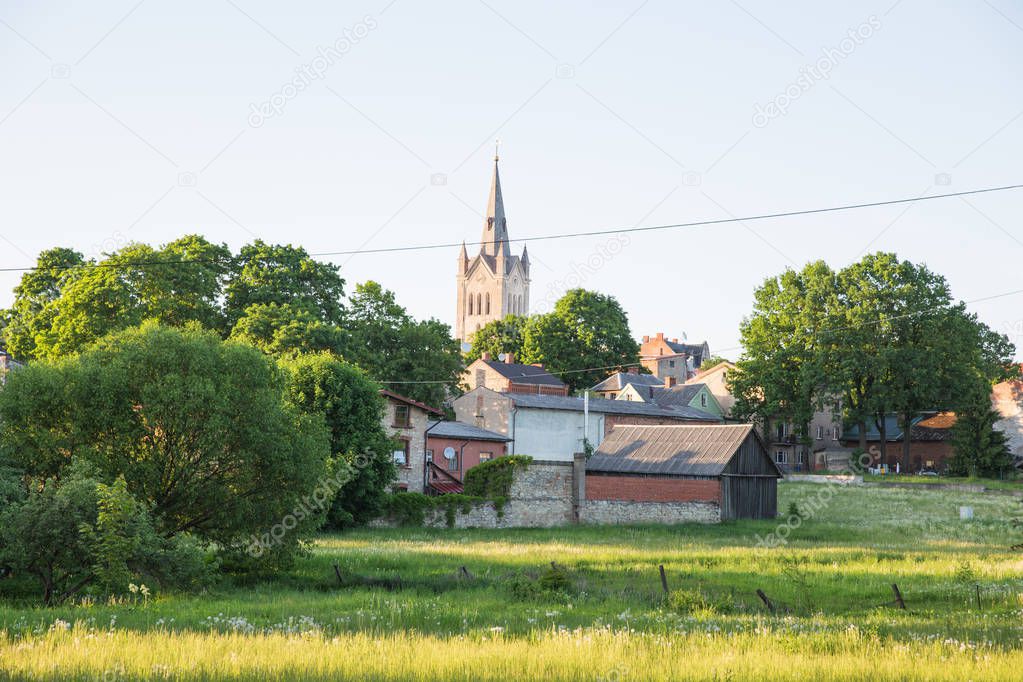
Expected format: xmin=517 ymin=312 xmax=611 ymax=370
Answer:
xmin=587 ymin=424 xmax=756 ymax=476
xmin=506 ymin=393 xmax=720 ymax=421
xmin=426 ymin=420 xmax=512 ymax=442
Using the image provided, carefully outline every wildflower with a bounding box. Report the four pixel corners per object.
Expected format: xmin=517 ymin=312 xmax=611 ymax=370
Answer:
xmin=128 ymin=583 xmax=139 ymax=595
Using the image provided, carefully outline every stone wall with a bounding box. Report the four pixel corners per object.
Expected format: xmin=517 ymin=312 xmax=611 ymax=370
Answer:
xmin=580 ymin=499 xmax=721 ymax=525
xmin=375 ymin=458 xmax=728 ymax=528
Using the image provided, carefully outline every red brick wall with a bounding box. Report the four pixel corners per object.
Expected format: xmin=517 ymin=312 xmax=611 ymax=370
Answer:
xmin=426 ymin=436 xmax=508 ymax=482
xmin=586 ymin=475 xmax=721 ymax=503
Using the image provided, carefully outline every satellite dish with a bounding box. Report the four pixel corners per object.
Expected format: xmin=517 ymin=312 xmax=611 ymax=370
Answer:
xmin=498 ymin=353 xmax=507 ymax=362
xmin=443 ymin=447 xmax=457 ymax=460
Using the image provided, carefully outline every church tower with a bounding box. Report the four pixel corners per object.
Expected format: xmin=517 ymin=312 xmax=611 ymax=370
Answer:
xmin=456 ymin=152 xmax=531 ymax=343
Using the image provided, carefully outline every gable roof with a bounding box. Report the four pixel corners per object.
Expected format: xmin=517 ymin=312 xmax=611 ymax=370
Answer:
xmin=686 ymin=361 xmax=734 ymax=384
xmin=426 ymin=420 xmax=511 ymax=442
xmin=590 ymin=371 xmax=664 ymax=392
xmin=588 ymin=424 xmax=780 ymax=476
xmin=504 ymin=392 xmax=719 ymax=421
xmin=665 ymin=341 xmax=709 ymax=365
xmin=481 ymin=359 xmax=567 ymax=387
xmin=379 ymin=389 xmax=443 ymax=415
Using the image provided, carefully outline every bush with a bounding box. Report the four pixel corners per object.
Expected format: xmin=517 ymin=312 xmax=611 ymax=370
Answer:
xmin=667 ymin=588 xmax=734 ymax=616
xmin=380 ymin=493 xmax=486 ymax=528
xmin=463 ymin=455 xmax=532 ymax=499
xmin=507 ymin=564 xmax=573 ymax=601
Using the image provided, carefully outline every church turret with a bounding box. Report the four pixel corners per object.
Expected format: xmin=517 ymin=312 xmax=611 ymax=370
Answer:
xmin=458 ymin=241 xmax=469 ymax=275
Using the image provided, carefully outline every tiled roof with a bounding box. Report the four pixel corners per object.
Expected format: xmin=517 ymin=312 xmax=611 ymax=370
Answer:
xmin=427 ymin=420 xmax=511 ymax=442
xmin=483 ymin=360 xmax=567 ymax=387
xmin=505 ymin=393 xmax=719 ymax=421
xmin=590 ymin=372 xmax=664 ymax=392
xmin=588 ymin=424 xmax=777 ymax=476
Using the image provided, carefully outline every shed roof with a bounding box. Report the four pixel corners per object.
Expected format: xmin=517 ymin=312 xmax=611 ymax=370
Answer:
xmin=505 ymin=393 xmax=719 ymax=421
xmin=379 ymin=389 xmax=443 ymax=415
xmin=426 ymin=420 xmax=512 ymax=442
xmin=588 ymin=424 xmax=778 ymax=476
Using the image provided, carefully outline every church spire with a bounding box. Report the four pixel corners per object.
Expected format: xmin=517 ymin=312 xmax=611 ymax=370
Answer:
xmin=481 ymin=149 xmax=508 ymax=258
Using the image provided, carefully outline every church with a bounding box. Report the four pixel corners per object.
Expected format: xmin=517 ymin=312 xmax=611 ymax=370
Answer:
xmin=455 ymin=153 xmax=531 ymax=342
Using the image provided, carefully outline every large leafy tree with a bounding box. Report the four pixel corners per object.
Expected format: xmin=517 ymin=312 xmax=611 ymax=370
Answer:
xmin=281 ymin=353 xmax=394 ymax=527
xmin=0 ymin=322 xmax=330 ymax=567
xmin=466 ymin=315 xmax=529 ymax=363
xmin=345 ymin=281 xmax=462 ymax=406
xmin=225 ymin=241 xmax=345 ymax=328
xmin=1 ymin=247 xmax=85 ymax=360
xmin=729 ymin=262 xmax=836 ymax=457
xmin=520 ymin=289 xmax=640 ymax=392
xmin=230 ymin=302 xmax=348 ymax=357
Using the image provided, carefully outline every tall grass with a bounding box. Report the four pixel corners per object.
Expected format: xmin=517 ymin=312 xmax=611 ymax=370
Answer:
xmin=2 ymin=484 xmax=1022 ymax=681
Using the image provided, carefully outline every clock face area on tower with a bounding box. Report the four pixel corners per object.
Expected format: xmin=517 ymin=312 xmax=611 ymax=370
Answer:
xmin=455 ymin=154 xmax=531 ymax=343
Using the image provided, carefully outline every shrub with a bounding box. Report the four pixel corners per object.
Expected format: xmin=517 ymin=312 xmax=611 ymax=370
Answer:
xmin=381 ymin=493 xmax=486 ymax=528
xmin=667 ymin=588 xmax=734 ymax=616
xmin=463 ymin=455 xmax=532 ymax=499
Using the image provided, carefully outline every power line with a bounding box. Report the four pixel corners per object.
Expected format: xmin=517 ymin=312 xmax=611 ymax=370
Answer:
xmin=316 ymin=182 xmax=1023 ymax=257
xmin=0 ymin=183 xmax=1020 ymax=274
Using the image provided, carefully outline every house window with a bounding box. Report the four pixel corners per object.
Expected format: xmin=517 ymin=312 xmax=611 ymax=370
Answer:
xmin=669 ymin=360 xmax=676 ymax=368
xmin=447 ymin=450 xmax=459 ymax=471
xmin=479 ymin=452 xmax=493 ymax=463
xmin=775 ymin=450 xmax=787 ymax=464
xmin=700 ymin=393 xmax=708 ymax=408
xmin=816 ymin=425 xmax=824 ymax=440
xmin=834 ymin=425 xmax=841 ymax=440
xmin=776 ymin=423 xmax=786 ymax=441
xmin=393 ymin=439 xmax=410 ymax=467
xmin=393 ymin=405 xmax=411 ymax=428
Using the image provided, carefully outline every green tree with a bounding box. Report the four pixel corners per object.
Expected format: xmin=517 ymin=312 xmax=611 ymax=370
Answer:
xmin=345 ymin=281 xmax=462 ymax=406
xmin=466 ymin=315 xmax=529 ymax=363
xmin=948 ymin=404 xmax=1013 ymax=477
xmin=699 ymin=356 xmax=729 ymax=371
xmin=281 ymin=353 xmax=394 ymax=527
xmin=729 ymin=262 xmax=836 ymax=461
xmin=0 ymin=322 xmax=331 ymax=569
xmin=1 ymin=247 xmax=85 ymax=360
xmin=230 ymin=303 xmax=348 ymax=357
xmin=142 ymin=235 xmax=232 ymax=332
xmin=225 ymin=241 xmax=345 ymax=328
xmin=520 ymin=289 xmax=639 ymax=392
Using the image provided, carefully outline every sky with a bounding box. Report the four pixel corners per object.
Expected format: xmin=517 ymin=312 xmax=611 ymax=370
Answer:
xmin=1 ymin=0 xmax=1021 ymax=360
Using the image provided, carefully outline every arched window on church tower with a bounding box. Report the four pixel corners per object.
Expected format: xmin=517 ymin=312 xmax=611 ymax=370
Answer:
xmin=477 ymin=293 xmax=482 ymax=315
xmin=468 ymin=294 xmax=474 ymax=315
xmin=485 ymin=293 xmax=490 ymax=315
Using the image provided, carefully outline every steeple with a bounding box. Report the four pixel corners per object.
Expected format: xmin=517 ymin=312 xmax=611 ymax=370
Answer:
xmin=481 ymin=150 xmax=508 ymax=258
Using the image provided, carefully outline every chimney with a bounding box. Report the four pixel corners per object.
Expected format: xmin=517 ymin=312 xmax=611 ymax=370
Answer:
xmin=671 ymin=338 xmax=678 ymax=343
xmin=664 ymin=376 xmax=677 ymax=388
xmin=656 ymin=332 xmax=664 ymax=340
xmin=505 ymin=352 xmax=515 ymax=364
xmin=481 ymin=352 xmax=491 ymax=361
xmin=642 ymin=335 xmax=650 ymax=343
xmin=627 ymin=366 xmax=638 ymax=375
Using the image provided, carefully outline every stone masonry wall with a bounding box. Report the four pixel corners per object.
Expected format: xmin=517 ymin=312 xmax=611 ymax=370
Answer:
xmin=375 ymin=460 xmax=725 ymax=528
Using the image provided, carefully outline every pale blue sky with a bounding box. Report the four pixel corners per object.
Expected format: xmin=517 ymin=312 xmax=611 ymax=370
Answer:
xmin=1 ymin=1 xmax=1021 ymax=359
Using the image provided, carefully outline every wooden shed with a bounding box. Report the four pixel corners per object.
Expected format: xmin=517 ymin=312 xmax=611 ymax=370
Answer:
xmin=587 ymin=424 xmax=782 ymax=520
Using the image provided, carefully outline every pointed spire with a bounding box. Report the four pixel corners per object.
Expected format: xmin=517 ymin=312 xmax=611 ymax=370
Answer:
xmin=481 ymin=151 xmax=508 ymax=258
xmin=458 ymin=241 xmax=469 ymax=275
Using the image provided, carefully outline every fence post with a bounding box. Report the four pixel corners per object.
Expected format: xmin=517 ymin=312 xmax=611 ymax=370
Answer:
xmin=659 ymin=565 xmax=669 ymax=593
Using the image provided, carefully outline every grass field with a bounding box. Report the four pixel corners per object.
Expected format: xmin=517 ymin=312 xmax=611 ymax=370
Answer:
xmin=3 ymin=483 xmax=1023 ymax=680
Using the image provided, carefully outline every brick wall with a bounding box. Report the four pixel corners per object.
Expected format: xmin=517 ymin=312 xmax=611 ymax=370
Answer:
xmin=586 ymin=475 xmax=721 ymax=503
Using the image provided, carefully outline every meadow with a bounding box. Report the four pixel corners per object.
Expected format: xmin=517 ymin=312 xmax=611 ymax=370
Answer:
xmin=2 ymin=483 xmax=1023 ymax=681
